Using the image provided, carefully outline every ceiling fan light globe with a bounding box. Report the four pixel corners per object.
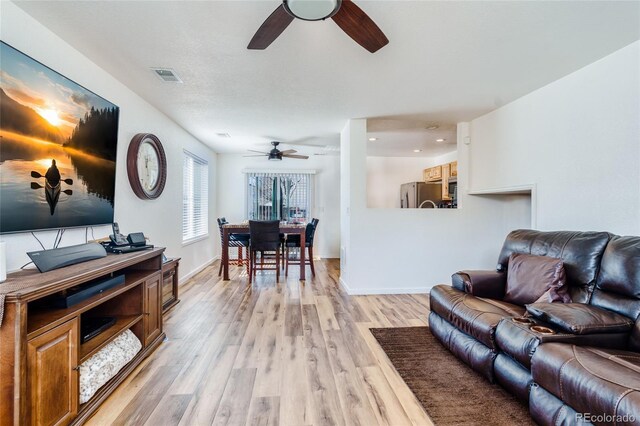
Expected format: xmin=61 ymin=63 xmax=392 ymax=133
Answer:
xmin=283 ymin=0 xmax=342 ymax=21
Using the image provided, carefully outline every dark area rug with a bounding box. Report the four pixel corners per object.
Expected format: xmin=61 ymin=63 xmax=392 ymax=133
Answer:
xmin=370 ymin=327 xmax=534 ymax=426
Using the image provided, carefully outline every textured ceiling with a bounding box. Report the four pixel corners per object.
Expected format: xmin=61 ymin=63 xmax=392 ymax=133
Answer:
xmin=14 ymin=1 xmax=640 ymax=155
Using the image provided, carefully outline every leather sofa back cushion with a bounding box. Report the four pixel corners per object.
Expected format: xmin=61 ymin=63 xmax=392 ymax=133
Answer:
xmin=526 ymin=302 xmax=634 ymax=334
xmin=497 ymin=230 xmax=611 ymax=303
xmin=591 ymin=236 xmax=640 ymax=350
xmin=503 ymin=253 xmax=570 ymax=305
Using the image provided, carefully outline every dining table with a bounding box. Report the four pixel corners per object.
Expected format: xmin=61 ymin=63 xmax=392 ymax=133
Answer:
xmin=222 ymin=222 xmax=308 ymax=281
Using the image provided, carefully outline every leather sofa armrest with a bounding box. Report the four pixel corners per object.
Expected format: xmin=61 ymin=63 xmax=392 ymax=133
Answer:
xmin=452 ymin=270 xmax=506 ymax=299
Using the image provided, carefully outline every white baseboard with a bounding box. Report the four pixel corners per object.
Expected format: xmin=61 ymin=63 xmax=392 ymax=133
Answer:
xmin=339 ymin=276 xmax=431 ymax=295
xmin=179 ymin=255 xmax=219 ymax=284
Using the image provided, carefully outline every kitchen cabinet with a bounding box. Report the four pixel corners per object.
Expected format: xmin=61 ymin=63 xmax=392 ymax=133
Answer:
xmin=450 ymin=161 xmax=458 ymax=177
xmin=423 ymin=165 xmax=442 ymax=182
xmin=441 ymin=163 xmax=451 ymax=200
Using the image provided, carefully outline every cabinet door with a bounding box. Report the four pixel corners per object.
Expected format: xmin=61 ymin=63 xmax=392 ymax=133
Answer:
xmin=425 ymin=166 xmax=442 ymax=182
xmin=27 ymin=318 xmax=78 ymax=426
xmin=450 ymin=161 xmax=458 ymax=177
xmin=441 ymin=163 xmax=451 ymax=199
xmin=144 ymin=273 xmax=162 ymax=346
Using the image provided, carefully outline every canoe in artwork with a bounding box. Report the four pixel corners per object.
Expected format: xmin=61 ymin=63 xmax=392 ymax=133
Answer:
xmin=45 ymin=179 xmax=61 ymax=215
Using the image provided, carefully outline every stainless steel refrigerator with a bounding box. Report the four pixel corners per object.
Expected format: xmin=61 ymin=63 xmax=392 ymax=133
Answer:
xmin=400 ymin=182 xmax=442 ymax=208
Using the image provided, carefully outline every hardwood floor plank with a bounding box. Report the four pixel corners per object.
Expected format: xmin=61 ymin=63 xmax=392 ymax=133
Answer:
xmin=333 ymin=310 xmax=377 ymax=368
xmin=144 ymin=394 xmax=192 ymax=426
xmin=212 ymin=368 xmax=257 ymax=426
xmin=354 ymin=297 xmax=393 ymax=328
xmin=247 ymin=396 xmax=280 ymax=426
xmin=357 ymin=366 xmax=413 ymax=426
xmin=302 ymin=304 xmax=346 ymax=426
xmin=168 ymin=322 xmax=230 ymax=394
xmin=279 ymin=335 xmax=313 ymax=426
xmin=323 ymin=329 xmax=379 ymax=426
xmin=316 ymin=295 xmax=341 ymax=331
xmin=284 ymin=296 xmax=303 ymax=337
xmin=252 ymin=292 xmax=284 ymax=397
xmin=178 ymin=344 xmax=241 ymax=425
xmin=111 ymin=365 xmax=182 ymax=426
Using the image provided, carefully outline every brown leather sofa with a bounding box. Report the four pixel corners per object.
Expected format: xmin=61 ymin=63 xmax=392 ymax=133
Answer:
xmin=429 ymin=230 xmax=640 ymax=424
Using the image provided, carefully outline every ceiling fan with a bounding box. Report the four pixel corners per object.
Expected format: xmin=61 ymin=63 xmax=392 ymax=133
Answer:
xmin=248 ymin=0 xmax=389 ymax=53
xmin=244 ymin=141 xmax=310 ymax=160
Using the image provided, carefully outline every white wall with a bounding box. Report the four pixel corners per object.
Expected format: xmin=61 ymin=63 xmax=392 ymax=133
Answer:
xmin=469 ymin=41 xmax=640 ymax=236
xmin=341 ymin=120 xmax=532 ymax=294
xmin=367 ymin=152 xmax=458 ymax=208
xmin=216 ymin=154 xmax=340 ymax=258
xmin=0 ymin=2 xmax=218 ymax=279
xmin=340 ymin=41 xmax=639 ymax=295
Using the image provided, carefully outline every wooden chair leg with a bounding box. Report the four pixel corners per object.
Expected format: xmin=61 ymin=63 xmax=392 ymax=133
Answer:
xmin=218 ymin=257 xmax=223 ymax=276
xmin=285 ymin=247 xmax=289 ymax=277
xmin=245 ymin=247 xmax=250 ymax=275
xmin=276 ymin=249 xmax=280 ymax=282
xmin=249 ymin=249 xmax=253 ymax=284
xmin=309 ymin=246 xmax=316 ymax=276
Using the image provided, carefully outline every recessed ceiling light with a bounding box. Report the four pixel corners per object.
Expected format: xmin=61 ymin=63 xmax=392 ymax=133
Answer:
xmin=413 ymin=149 xmax=422 ymax=153
xmin=426 ymin=125 xmax=439 ymax=130
xmin=368 ymin=137 xmax=378 ymax=141
xmin=436 ymin=138 xmax=446 ymax=142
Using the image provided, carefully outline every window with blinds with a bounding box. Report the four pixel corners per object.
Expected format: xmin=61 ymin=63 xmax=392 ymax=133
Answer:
xmin=182 ymin=150 xmax=209 ymax=243
xmin=247 ymin=172 xmax=312 ymax=222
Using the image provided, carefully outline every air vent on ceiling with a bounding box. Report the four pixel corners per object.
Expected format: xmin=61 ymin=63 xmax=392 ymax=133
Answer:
xmin=151 ymin=68 xmax=183 ymax=83
xmin=215 ymin=133 xmax=231 ymax=138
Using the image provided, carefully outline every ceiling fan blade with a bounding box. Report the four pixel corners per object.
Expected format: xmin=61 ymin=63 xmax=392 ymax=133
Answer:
xmin=283 ymin=154 xmax=309 ymax=159
xmin=331 ymin=0 xmax=388 ymax=53
xmin=248 ymin=5 xmax=295 ymax=50
xmin=243 ymin=155 xmax=268 ymax=157
xmin=279 ymin=149 xmax=297 ymax=155
xmin=247 ymin=150 xmax=269 ymax=154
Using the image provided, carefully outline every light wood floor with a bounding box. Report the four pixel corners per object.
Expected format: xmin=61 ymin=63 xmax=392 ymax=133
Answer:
xmin=86 ymin=259 xmax=434 ymax=426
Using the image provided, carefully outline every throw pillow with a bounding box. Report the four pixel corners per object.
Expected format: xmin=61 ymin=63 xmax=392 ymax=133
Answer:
xmin=503 ymin=253 xmax=571 ymax=305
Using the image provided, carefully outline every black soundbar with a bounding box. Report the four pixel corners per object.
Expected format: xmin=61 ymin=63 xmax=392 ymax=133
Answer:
xmin=52 ymin=274 xmax=125 ymax=308
xmin=27 ymin=242 xmax=107 ymax=273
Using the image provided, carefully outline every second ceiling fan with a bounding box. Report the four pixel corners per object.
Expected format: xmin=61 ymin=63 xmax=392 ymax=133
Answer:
xmin=248 ymin=0 xmax=389 ymax=53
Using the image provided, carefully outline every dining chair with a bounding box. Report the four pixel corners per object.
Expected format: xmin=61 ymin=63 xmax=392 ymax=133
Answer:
xmin=285 ymin=218 xmax=319 ymax=277
xmin=248 ymin=220 xmax=281 ymax=283
xmin=217 ymin=217 xmax=250 ymax=276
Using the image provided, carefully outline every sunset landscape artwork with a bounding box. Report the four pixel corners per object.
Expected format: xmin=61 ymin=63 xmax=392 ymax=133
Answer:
xmin=0 ymin=41 xmax=119 ymax=233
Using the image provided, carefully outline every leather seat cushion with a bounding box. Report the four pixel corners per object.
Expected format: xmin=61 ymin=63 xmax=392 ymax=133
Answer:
xmin=526 ymin=302 xmax=634 ymax=335
xmin=531 ymin=343 xmax=640 ymax=419
xmin=430 ymin=285 xmax=525 ymax=349
xmin=496 ymin=318 xmax=629 ymax=369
